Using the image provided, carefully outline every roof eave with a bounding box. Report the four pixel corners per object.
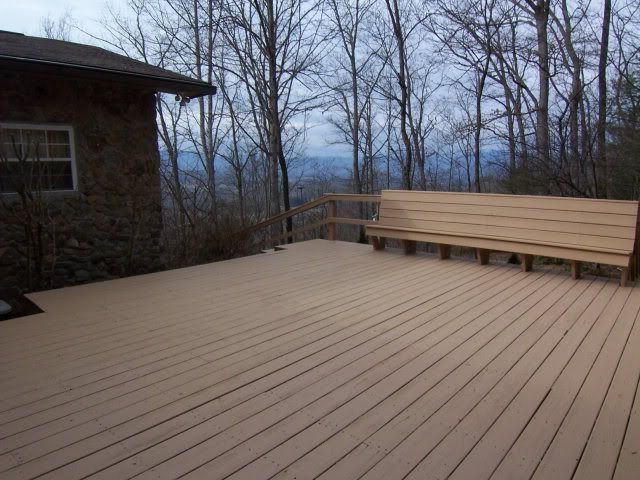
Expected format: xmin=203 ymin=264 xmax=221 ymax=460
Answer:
xmin=0 ymin=55 xmax=216 ymax=98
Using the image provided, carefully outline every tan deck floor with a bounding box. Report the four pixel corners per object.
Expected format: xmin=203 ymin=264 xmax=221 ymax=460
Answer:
xmin=1 ymin=239 xmax=639 ymax=480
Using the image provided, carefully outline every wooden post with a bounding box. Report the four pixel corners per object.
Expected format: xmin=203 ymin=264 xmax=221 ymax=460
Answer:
xmin=635 ymin=208 xmax=640 ymax=281
xmin=477 ymin=248 xmax=490 ymax=265
xmin=371 ymin=237 xmax=386 ymax=251
xmin=327 ymin=200 xmax=337 ymax=241
xmin=437 ymin=244 xmax=451 ymax=260
xmin=521 ymin=254 xmax=533 ymax=272
xmin=571 ymin=260 xmax=582 ymax=280
xmin=621 ymin=267 xmax=628 ymax=288
xmin=633 ymin=206 xmax=640 ymax=281
xmin=402 ymin=240 xmax=417 ymax=255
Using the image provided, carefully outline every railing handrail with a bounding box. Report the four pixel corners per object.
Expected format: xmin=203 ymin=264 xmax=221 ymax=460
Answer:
xmin=240 ymin=193 xmax=381 ymax=244
xmin=241 ymin=193 xmax=381 ymax=238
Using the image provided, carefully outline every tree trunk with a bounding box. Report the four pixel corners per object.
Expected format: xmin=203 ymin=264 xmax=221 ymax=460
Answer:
xmin=559 ymin=0 xmax=584 ymax=193
xmin=533 ymin=0 xmax=551 ymax=176
xmin=510 ymin=19 xmax=529 ymax=172
xmin=596 ymin=0 xmax=612 ymax=198
xmin=386 ymin=0 xmax=413 ymax=190
xmin=498 ymin=57 xmax=517 ymax=174
xmin=278 ymin=144 xmax=293 ymax=243
xmin=194 ymin=0 xmax=217 ymax=222
xmin=269 ymin=152 xmax=280 ymax=238
xmin=350 ymin=40 xmax=366 ymax=242
xmin=266 ymin=0 xmax=283 ymax=239
xmin=474 ymin=55 xmax=490 ymax=193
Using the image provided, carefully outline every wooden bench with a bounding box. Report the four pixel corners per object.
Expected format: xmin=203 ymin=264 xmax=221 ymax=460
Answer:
xmin=366 ymin=190 xmax=640 ymax=286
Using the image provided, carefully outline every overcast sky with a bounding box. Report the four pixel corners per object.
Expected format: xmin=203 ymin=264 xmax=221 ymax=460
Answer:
xmin=1 ymin=1 xmax=118 ymax=36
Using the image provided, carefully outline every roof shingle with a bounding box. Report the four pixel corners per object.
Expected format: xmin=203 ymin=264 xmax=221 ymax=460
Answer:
xmin=0 ymin=31 xmax=215 ymax=97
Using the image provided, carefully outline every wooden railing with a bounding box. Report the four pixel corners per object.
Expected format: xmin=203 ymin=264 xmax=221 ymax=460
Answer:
xmin=242 ymin=193 xmax=382 ymax=247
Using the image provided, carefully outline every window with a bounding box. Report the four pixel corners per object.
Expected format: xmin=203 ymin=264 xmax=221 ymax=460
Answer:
xmin=0 ymin=124 xmax=77 ymax=193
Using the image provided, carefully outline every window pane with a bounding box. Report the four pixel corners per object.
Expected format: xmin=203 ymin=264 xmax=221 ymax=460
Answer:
xmin=1 ymin=142 xmax=22 ymax=159
xmin=0 ymin=129 xmax=22 ymax=159
xmin=0 ymin=126 xmax=75 ymax=192
xmin=22 ymin=129 xmax=47 ymax=145
xmin=21 ymin=130 xmax=47 ymax=159
xmin=25 ymin=143 xmax=46 ymax=159
xmin=0 ymin=160 xmax=73 ymax=192
xmin=0 ymin=161 xmax=19 ymax=192
xmin=46 ymin=130 xmax=70 ymax=144
xmin=0 ymin=129 xmax=21 ymax=144
xmin=42 ymin=161 xmax=73 ymax=190
xmin=48 ymin=144 xmax=71 ymax=158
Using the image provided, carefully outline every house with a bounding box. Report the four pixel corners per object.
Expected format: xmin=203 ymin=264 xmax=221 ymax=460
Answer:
xmin=0 ymin=31 xmax=215 ymax=290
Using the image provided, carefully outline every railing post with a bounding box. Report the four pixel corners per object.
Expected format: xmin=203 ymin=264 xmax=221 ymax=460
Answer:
xmin=327 ymin=199 xmax=337 ymax=241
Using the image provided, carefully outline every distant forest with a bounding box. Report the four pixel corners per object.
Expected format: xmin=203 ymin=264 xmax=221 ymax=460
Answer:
xmin=45 ymin=0 xmax=640 ymax=265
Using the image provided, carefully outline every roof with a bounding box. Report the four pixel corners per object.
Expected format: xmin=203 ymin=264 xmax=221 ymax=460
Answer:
xmin=0 ymin=31 xmax=216 ymax=98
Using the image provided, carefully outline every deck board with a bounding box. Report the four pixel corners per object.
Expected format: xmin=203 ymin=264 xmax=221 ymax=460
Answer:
xmin=0 ymin=239 xmax=638 ymax=480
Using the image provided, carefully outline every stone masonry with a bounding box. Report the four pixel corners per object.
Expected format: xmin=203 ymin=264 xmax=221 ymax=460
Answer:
xmin=0 ymin=71 xmax=165 ymax=291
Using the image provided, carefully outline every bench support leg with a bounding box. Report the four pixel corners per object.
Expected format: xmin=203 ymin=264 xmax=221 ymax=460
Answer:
xmin=521 ymin=254 xmax=533 ymax=272
xmin=621 ymin=267 xmax=628 ymax=288
xmin=477 ymin=248 xmax=490 ymax=265
xmin=402 ymin=240 xmax=417 ymax=255
xmin=571 ymin=261 xmax=582 ymax=280
xmin=371 ymin=236 xmax=386 ymax=251
xmin=437 ymin=244 xmax=451 ymax=260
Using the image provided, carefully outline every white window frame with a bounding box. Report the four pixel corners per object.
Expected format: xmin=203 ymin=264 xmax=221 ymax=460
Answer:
xmin=0 ymin=122 xmax=78 ymax=194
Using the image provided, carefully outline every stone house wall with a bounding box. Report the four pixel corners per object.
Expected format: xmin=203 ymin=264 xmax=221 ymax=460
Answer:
xmin=0 ymin=71 xmax=164 ymax=291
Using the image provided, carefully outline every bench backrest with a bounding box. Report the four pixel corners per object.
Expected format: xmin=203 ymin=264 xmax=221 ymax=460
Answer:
xmin=377 ymin=190 xmax=639 ymax=255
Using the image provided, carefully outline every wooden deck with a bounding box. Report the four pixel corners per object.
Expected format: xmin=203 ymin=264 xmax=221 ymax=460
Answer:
xmin=1 ymin=239 xmax=639 ymax=480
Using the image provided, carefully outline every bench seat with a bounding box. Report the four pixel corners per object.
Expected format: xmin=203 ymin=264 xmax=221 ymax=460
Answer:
xmin=366 ymin=190 xmax=640 ymax=286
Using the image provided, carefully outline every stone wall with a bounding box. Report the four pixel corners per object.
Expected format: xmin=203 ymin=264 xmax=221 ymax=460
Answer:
xmin=0 ymin=71 xmax=165 ymax=291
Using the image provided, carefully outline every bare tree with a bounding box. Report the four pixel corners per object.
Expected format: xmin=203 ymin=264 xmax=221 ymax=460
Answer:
xmin=40 ymin=9 xmax=77 ymax=41
xmin=384 ymin=0 xmax=415 ymax=189
xmin=159 ymin=0 xmax=226 ymax=222
xmin=518 ymin=0 xmax=552 ymax=178
xmin=0 ymin=130 xmax=57 ymax=290
xmin=218 ymin=72 xmax=257 ymax=227
xmin=325 ymin=0 xmax=383 ymax=239
xmin=221 ymin=0 xmax=327 ymax=240
xmin=99 ymin=0 xmax=230 ymax=262
xmin=552 ymin=0 xmax=586 ymax=193
xmin=86 ymin=0 xmax=640 ymax=265
xmin=326 ymin=0 xmax=372 ymax=195
xmin=428 ymin=0 xmax=503 ymax=192
xmin=596 ymin=0 xmax=612 ymax=197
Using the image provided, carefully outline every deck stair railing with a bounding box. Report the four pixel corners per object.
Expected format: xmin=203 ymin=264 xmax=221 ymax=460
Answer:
xmin=241 ymin=193 xmax=382 ymax=248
